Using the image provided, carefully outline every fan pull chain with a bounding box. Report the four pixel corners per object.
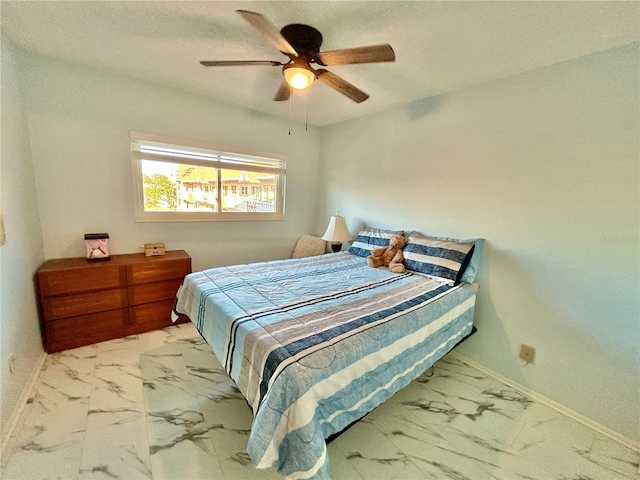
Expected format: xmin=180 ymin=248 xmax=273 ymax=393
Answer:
xmin=288 ymin=89 xmax=292 ymax=136
xmin=306 ymin=87 xmax=313 ymax=131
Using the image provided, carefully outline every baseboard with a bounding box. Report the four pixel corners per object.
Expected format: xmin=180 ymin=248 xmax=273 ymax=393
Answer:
xmin=0 ymin=350 xmax=47 ymax=466
xmin=451 ymin=353 xmax=640 ymax=453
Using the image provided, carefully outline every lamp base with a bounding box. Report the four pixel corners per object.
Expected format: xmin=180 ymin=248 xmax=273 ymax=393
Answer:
xmin=330 ymin=242 xmax=342 ymax=253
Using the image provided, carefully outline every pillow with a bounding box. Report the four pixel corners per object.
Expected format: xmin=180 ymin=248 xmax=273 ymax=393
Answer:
xmin=459 ymin=237 xmax=483 ymax=284
xmin=404 ymin=232 xmax=475 ymax=285
xmin=429 ymin=236 xmax=483 ymax=283
xmin=292 ymin=234 xmax=326 ymax=258
xmin=348 ymin=227 xmax=404 ymax=258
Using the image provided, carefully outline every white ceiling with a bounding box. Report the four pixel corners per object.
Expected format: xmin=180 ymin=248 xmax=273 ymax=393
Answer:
xmin=1 ymin=1 xmax=638 ymax=126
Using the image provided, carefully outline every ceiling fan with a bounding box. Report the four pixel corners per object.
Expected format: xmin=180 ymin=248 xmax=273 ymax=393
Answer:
xmin=200 ymin=10 xmax=395 ymax=103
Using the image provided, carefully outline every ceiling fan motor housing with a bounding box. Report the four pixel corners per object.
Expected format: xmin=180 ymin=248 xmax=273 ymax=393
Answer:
xmin=280 ymin=24 xmax=323 ymax=60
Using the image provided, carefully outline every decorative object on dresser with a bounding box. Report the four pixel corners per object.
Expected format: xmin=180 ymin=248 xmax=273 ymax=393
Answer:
xmin=36 ymin=250 xmax=191 ymax=353
xmin=144 ymin=242 xmax=166 ymax=256
xmin=84 ymin=233 xmax=110 ymax=260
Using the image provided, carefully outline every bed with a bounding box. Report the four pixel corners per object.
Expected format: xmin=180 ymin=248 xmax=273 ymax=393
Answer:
xmin=172 ymin=229 xmax=480 ymax=479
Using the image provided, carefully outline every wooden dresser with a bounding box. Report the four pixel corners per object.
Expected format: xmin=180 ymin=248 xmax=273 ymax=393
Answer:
xmin=36 ymin=250 xmax=191 ymax=353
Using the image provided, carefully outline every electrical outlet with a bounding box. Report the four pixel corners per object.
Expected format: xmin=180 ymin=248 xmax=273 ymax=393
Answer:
xmin=519 ymin=344 xmax=535 ymax=364
xmin=8 ymin=354 xmax=16 ymax=374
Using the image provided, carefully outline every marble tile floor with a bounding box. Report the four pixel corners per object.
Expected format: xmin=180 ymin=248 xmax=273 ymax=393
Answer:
xmin=2 ymin=322 xmax=638 ymax=480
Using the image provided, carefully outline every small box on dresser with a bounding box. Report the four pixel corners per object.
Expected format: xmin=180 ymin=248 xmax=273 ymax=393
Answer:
xmin=36 ymin=250 xmax=191 ymax=353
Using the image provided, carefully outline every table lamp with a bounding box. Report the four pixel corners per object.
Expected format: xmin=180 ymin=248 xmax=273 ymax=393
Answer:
xmin=322 ymin=215 xmax=352 ymax=252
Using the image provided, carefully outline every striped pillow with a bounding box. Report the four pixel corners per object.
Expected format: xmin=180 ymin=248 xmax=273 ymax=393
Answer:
xmin=404 ymin=232 xmax=475 ymax=285
xmin=348 ymin=228 xmax=403 ymax=258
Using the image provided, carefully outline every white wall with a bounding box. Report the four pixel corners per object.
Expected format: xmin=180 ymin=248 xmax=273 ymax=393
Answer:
xmin=317 ymin=43 xmax=640 ymax=442
xmin=0 ymin=33 xmax=46 ymax=442
xmin=19 ymin=52 xmax=322 ymax=271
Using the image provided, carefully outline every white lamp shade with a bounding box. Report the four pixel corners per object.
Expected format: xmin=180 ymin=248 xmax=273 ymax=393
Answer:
xmin=322 ymin=215 xmax=352 ymax=242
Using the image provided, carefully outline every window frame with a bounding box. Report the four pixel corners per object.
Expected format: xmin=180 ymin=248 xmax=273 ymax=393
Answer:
xmin=131 ymin=131 xmax=286 ymax=222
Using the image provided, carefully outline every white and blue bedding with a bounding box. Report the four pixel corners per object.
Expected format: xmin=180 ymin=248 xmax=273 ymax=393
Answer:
xmin=172 ymin=251 xmax=476 ymax=479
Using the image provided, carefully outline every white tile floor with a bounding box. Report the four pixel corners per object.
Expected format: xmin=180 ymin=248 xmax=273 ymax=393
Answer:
xmin=2 ymin=322 xmax=638 ymax=480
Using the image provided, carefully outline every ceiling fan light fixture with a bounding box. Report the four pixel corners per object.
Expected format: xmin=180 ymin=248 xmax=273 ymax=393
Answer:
xmin=283 ymin=64 xmax=315 ymax=90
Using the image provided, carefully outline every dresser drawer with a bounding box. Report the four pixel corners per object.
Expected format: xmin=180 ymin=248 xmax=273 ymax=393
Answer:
xmin=128 ymin=299 xmax=175 ymax=332
xmin=43 ymin=288 xmax=128 ymax=320
xmin=127 ymin=258 xmax=191 ymax=285
xmin=128 ymin=278 xmax=183 ymax=306
xmin=39 ymin=264 xmax=125 ymax=296
xmin=45 ymin=308 xmax=130 ymax=353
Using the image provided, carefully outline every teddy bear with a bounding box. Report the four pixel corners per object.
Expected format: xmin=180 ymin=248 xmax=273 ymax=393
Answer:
xmin=367 ymin=234 xmax=408 ymax=273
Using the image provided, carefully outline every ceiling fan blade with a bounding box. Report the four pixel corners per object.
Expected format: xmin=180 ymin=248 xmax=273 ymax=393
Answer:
xmin=200 ymin=60 xmax=283 ymax=67
xmin=273 ymin=79 xmax=291 ymax=102
xmin=315 ymin=69 xmax=369 ymax=103
xmin=236 ymin=10 xmax=298 ymax=57
xmin=315 ymin=44 xmax=395 ymax=66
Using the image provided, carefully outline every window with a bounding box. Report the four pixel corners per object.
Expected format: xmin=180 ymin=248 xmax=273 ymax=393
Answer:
xmin=131 ymin=132 xmax=286 ymax=222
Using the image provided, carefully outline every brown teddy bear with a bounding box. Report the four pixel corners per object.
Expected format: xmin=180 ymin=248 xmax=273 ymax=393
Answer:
xmin=367 ymin=234 xmax=408 ymax=273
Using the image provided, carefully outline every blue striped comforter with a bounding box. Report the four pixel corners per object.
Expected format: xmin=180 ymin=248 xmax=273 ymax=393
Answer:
xmin=173 ymin=252 xmax=476 ymax=479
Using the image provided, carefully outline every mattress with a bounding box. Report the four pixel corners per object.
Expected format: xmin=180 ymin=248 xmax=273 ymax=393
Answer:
xmin=172 ymin=251 xmax=476 ymax=479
